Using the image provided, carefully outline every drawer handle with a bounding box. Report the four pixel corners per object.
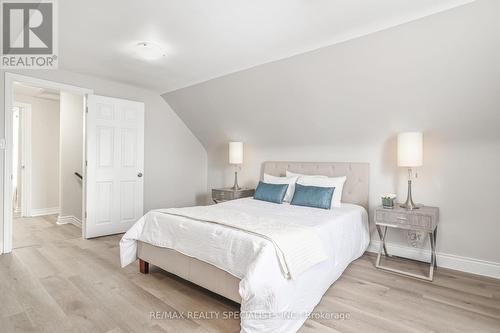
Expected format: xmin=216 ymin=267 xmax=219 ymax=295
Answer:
xmin=396 ymin=216 xmax=407 ymax=221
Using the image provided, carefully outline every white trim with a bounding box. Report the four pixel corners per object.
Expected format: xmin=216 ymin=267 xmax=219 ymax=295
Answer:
xmin=15 ymin=102 xmax=32 ymax=218
xmin=56 ymin=215 xmax=82 ymax=228
xmin=81 ymin=94 xmax=88 ymax=238
xmin=30 ymin=207 xmax=60 ymax=217
xmin=6 ymin=73 xmax=93 ymax=95
xmin=367 ymin=241 xmax=500 ymax=280
xmin=3 ymin=72 xmax=93 ymax=254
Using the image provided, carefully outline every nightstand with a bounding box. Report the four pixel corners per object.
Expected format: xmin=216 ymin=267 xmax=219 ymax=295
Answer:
xmin=212 ymin=188 xmax=255 ymax=204
xmin=374 ymin=204 xmax=439 ymax=281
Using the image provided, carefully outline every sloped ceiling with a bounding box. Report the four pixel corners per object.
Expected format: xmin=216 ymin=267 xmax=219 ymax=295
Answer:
xmin=163 ymin=0 xmax=500 ymax=150
xmin=59 ymin=0 xmax=474 ymax=92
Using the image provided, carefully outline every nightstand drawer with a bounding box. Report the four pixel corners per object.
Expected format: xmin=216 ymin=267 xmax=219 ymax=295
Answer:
xmin=212 ymin=188 xmax=255 ymax=203
xmin=212 ymin=190 xmax=231 ymax=200
xmin=375 ymin=210 xmax=432 ymax=229
xmin=412 ymin=214 xmax=432 ymax=228
xmin=233 ymin=191 xmax=253 ymax=199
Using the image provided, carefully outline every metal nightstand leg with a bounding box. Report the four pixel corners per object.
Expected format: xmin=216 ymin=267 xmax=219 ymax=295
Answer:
xmin=375 ymin=226 xmax=388 ymax=268
xmin=429 ymin=229 xmax=438 ymax=279
xmin=433 ymin=228 xmax=438 ymax=268
xmin=376 ymin=226 xmax=437 ymax=282
xmin=376 ymin=225 xmax=389 ymax=256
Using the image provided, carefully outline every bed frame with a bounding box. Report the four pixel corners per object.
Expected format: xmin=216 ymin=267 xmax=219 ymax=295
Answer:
xmin=137 ymin=161 xmax=369 ymax=303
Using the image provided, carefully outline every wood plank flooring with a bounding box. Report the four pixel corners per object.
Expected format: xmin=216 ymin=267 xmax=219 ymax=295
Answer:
xmin=1 ymin=215 xmax=499 ymax=332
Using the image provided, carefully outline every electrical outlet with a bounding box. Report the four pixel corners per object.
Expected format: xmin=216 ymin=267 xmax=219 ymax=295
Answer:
xmin=407 ymin=230 xmax=425 ymax=247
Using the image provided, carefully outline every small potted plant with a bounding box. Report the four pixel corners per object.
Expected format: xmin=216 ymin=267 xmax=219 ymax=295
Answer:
xmin=381 ymin=193 xmax=397 ymax=209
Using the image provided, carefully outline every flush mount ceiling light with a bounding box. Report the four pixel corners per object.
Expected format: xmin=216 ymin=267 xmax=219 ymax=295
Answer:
xmin=134 ymin=42 xmax=166 ymax=61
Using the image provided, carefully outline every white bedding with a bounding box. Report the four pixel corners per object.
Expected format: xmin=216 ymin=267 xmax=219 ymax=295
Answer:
xmin=120 ymin=198 xmax=369 ymax=333
xmin=146 ymin=204 xmax=327 ymax=279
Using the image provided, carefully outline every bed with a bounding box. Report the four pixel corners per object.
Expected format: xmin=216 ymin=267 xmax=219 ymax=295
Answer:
xmin=120 ymin=161 xmax=370 ymax=333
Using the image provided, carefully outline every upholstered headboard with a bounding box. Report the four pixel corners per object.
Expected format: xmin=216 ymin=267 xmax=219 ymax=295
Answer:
xmin=262 ymin=161 xmax=369 ymax=210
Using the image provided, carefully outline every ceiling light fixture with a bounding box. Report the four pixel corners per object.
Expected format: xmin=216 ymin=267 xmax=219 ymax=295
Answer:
xmin=134 ymin=42 xmax=166 ymax=61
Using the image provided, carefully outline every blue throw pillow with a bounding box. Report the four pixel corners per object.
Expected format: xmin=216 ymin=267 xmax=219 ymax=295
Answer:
xmin=290 ymin=183 xmax=335 ymax=209
xmin=254 ymin=181 xmax=289 ymax=204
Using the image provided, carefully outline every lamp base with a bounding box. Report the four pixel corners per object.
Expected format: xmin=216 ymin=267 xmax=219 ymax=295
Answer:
xmin=400 ymin=178 xmax=421 ymax=210
xmin=231 ymin=170 xmax=241 ymax=190
xmin=399 ymin=202 xmax=422 ymax=210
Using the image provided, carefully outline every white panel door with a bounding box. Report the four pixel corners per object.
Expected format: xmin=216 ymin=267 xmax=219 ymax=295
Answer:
xmin=85 ymin=95 xmax=144 ymax=238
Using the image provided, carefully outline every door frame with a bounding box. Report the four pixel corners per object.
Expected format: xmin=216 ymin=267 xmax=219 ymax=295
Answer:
xmin=3 ymin=72 xmax=93 ymax=254
xmin=13 ymin=102 xmax=32 ymax=217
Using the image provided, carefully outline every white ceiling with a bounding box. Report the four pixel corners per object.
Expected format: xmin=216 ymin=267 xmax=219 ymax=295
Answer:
xmin=59 ymin=0 xmax=474 ymax=93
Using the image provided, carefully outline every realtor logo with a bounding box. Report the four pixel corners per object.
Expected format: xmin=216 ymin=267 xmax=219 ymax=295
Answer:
xmin=1 ymin=0 xmax=58 ymax=68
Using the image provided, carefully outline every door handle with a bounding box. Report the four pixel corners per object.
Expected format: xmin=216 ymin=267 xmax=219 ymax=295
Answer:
xmin=137 ymin=172 xmax=143 ymax=178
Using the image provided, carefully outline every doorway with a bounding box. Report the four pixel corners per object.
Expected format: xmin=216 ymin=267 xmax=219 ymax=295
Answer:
xmin=3 ymin=73 xmax=93 ymax=253
xmin=3 ymin=73 xmax=145 ymax=254
xmin=12 ymin=102 xmax=32 ymax=220
xmin=10 ymin=82 xmax=86 ymax=249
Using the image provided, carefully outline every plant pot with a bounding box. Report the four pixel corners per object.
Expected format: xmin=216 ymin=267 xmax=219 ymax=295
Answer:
xmin=382 ymin=197 xmax=394 ymax=209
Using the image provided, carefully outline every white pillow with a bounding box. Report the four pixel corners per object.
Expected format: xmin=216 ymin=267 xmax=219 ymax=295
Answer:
xmin=296 ymin=175 xmax=347 ymax=208
xmin=263 ymin=174 xmax=298 ymax=202
xmin=286 ymin=170 xmax=328 ymax=178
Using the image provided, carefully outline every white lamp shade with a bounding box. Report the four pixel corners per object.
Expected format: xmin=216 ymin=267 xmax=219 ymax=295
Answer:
xmin=229 ymin=142 xmax=243 ymax=164
xmin=397 ymin=132 xmax=423 ymax=167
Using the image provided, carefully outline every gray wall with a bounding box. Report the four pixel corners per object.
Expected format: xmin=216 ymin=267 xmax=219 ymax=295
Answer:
xmin=59 ymin=91 xmax=84 ymax=220
xmin=0 ymin=69 xmax=207 ymax=251
xmin=164 ymin=0 xmax=500 ymax=264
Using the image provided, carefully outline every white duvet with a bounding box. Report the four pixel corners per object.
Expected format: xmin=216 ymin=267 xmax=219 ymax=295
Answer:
xmin=120 ymin=198 xmax=369 ymax=333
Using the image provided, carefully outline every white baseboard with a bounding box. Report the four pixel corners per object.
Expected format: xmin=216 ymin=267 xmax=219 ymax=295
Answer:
xmin=367 ymin=240 xmax=500 ymax=280
xmin=56 ymin=215 xmax=82 ymax=228
xmin=30 ymin=207 xmax=60 ymax=217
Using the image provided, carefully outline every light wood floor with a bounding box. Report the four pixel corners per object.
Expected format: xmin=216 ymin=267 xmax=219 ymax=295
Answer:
xmin=1 ymin=215 xmax=500 ymax=332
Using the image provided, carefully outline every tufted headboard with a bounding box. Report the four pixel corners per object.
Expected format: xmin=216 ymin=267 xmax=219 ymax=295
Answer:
xmin=262 ymin=161 xmax=369 ymax=210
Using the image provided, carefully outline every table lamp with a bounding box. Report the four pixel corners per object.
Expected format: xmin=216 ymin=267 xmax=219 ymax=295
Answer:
xmin=229 ymin=141 xmax=243 ymax=190
xmin=397 ymin=132 xmax=423 ymax=210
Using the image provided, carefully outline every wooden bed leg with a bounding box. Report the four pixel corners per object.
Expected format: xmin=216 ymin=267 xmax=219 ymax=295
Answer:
xmin=139 ymin=259 xmax=149 ymax=274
